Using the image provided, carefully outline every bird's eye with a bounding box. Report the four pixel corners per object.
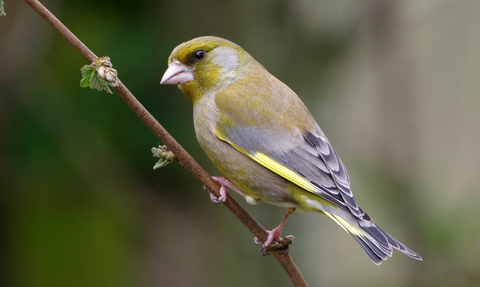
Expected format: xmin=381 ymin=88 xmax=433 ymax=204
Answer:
xmin=193 ymin=50 xmax=205 ymax=60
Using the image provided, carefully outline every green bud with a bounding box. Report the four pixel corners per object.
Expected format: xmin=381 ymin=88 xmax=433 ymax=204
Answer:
xmin=152 ymin=145 xmax=176 ymax=169
xmin=80 ymin=56 xmax=120 ymax=94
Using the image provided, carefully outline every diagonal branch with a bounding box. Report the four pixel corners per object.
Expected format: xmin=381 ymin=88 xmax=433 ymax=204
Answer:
xmin=23 ymin=0 xmax=309 ymax=286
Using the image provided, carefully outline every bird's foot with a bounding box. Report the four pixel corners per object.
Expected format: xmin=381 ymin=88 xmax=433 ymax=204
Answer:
xmin=212 ymin=177 xmax=248 ymax=197
xmin=204 ymin=176 xmax=250 ymax=203
xmin=254 ymin=207 xmax=296 ymax=254
xmin=203 ymin=182 xmax=227 ymax=203
xmin=255 ymin=227 xmax=281 ymax=255
xmin=254 ymin=231 xmax=295 ymax=255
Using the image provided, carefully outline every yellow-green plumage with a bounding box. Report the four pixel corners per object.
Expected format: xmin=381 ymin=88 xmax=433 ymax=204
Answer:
xmin=161 ymin=36 xmax=422 ymax=264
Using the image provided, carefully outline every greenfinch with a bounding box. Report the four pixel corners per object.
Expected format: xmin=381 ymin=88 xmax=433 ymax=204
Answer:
xmin=160 ymin=36 xmax=422 ymax=265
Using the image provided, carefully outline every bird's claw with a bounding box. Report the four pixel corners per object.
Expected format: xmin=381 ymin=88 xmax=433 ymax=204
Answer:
xmin=254 ymin=232 xmax=295 ymax=255
xmin=204 ymin=184 xmax=227 ymax=204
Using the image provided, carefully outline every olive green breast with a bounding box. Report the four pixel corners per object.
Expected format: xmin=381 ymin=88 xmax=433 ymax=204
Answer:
xmin=191 ymin=93 xmax=296 ymax=206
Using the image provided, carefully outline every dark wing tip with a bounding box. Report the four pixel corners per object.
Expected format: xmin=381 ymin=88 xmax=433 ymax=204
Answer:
xmin=348 ymin=231 xmax=385 ymax=265
xmin=360 ymin=223 xmax=423 ymax=263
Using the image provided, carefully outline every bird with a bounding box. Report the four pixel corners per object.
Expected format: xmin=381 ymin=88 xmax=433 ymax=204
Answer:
xmin=160 ymin=36 xmax=422 ymax=265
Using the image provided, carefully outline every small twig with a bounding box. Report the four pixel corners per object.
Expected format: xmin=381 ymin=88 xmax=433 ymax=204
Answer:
xmin=23 ymin=0 xmax=309 ymax=286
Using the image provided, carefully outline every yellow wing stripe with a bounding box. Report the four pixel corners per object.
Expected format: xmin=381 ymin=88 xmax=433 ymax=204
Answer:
xmin=214 ymin=128 xmax=321 ymax=195
xmin=254 ymin=152 xmax=321 ymax=194
xmin=325 ymin=212 xmax=363 ymax=237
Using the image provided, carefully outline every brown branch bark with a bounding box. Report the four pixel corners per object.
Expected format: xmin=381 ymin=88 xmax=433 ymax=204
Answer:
xmin=23 ymin=0 xmax=309 ymax=286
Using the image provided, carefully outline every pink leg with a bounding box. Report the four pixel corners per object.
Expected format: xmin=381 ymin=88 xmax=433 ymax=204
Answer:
xmin=255 ymin=207 xmax=296 ymax=253
xmin=212 ymin=177 xmax=248 ymax=197
xmin=205 ymin=177 xmax=246 ymax=203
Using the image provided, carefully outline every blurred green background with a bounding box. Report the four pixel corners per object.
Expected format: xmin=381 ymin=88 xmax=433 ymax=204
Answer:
xmin=1 ymin=0 xmax=480 ymax=286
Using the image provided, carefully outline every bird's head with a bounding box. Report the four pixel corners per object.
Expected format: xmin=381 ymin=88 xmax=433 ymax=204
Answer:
xmin=161 ymin=36 xmax=254 ymax=101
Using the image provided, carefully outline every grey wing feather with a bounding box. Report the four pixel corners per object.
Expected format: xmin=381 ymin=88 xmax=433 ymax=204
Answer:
xmin=224 ymin=124 xmax=368 ymax=220
xmin=302 ymin=130 xmax=366 ymax=219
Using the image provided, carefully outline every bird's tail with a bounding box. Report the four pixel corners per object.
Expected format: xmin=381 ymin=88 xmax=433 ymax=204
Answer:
xmin=324 ymin=212 xmax=422 ymax=265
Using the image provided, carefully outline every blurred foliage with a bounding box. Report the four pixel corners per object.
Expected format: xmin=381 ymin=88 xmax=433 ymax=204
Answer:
xmin=1 ymin=0 xmax=480 ymax=286
xmin=0 ymin=0 xmax=5 ymax=16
